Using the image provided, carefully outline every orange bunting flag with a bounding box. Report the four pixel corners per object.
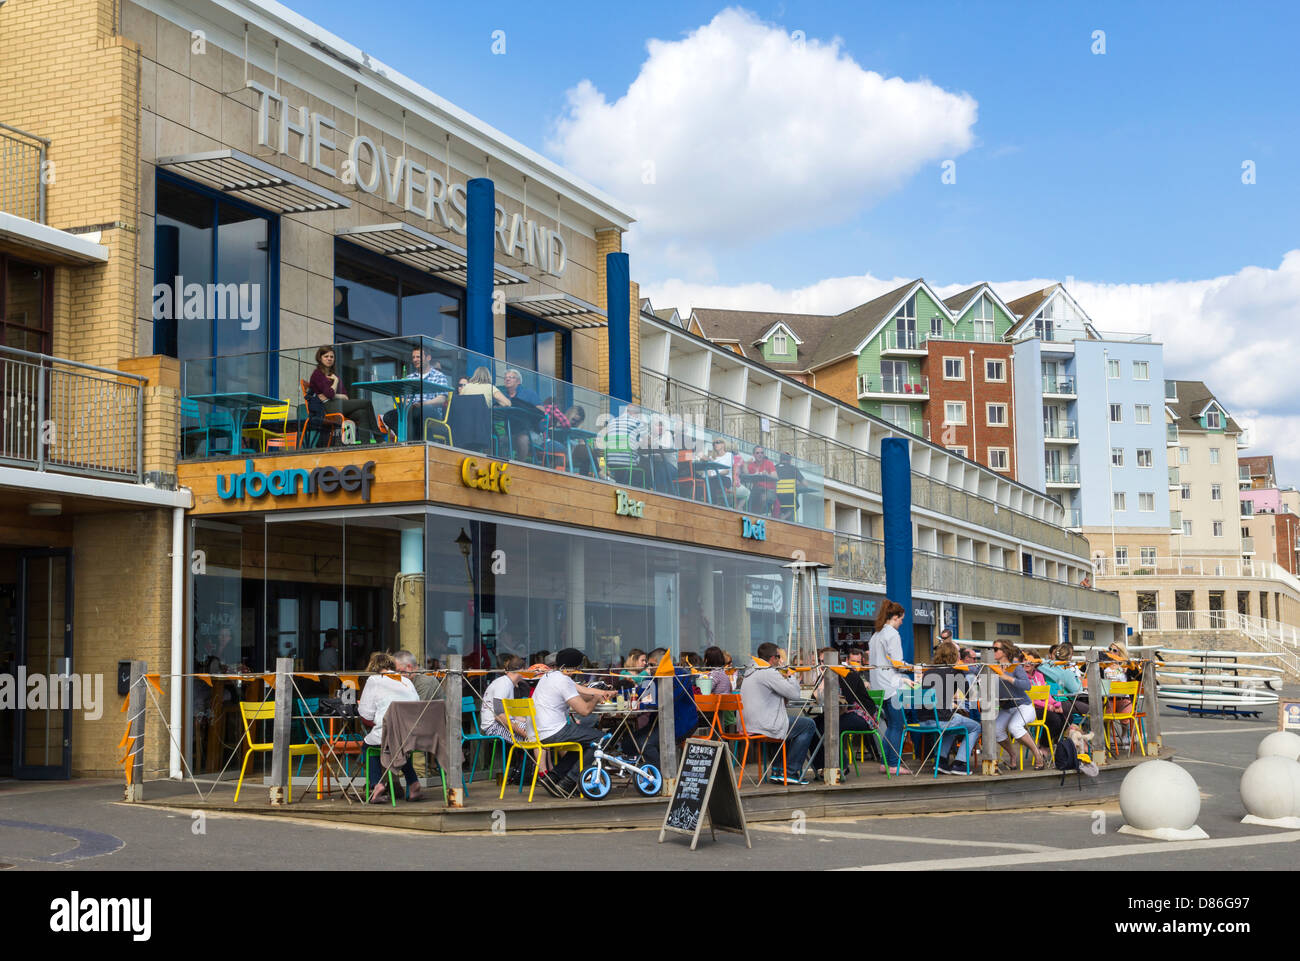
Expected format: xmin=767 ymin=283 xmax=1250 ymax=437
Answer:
xmin=890 ymin=658 xmax=911 ymax=670
xmin=654 ymin=653 xmax=676 ymax=677
xmin=144 ymin=673 xmax=163 ymax=696
xmin=827 ymin=665 xmax=850 ymax=678
xmin=120 ymin=696 xmax=129 ymax=713
xmin=298 ymin=673 xmax=320 ymax=682
xmin=261 ymin=674 xmax=277 ymax=688
xmin=751 ymin=655 xmax=770 ymax=668
xmin=953 ymin=663 xmax=970 ymax=672
xmin=194 ymin=674 xmax=213 ymax=687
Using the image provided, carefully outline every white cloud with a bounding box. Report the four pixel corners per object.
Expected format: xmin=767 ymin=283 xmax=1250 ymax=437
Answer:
xmin=644 ymin=252 xmax=1300 ymax=485
xmin=547 ymin=8 xmax=977 ymax=274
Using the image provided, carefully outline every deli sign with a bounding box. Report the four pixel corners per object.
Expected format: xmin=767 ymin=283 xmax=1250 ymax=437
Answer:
xmin=247 ymin=82 xmax=567 ymax=277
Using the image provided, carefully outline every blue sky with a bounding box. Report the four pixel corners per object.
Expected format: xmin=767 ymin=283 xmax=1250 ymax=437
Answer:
xmin=298 ymin=0 xmax=1300 ymax=479
xmin=302 ymin=0 xmax=1299 ymax=286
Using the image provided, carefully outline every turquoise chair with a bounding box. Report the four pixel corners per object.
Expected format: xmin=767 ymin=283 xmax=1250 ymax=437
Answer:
xmin=294 ymin=697 xmax=365 ymax=779
xmin=898 ymin=687 xmax=976 ymax=778
xmin=181 ymin=397 xmax=237 ymax=457
xmin=462 ymin=694 xmax=510 ymax=796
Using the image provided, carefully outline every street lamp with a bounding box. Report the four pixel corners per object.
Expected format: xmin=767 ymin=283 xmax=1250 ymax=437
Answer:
xmin=455 ymin=527 xmax=476 ymax=661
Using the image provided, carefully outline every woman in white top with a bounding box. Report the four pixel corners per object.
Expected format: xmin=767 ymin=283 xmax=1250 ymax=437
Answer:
xmin=459 ymin=366 xmax=511 ymax=406
xmin=480 ymin=655 xmax=532 ymax=742
xmin=358 ymin=652 xmax=421 ymax=802
xmin=868 ymin=599 xmax=911 ymax=775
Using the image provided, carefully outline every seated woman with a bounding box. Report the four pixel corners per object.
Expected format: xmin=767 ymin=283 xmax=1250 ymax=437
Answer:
xmin=1024 ymin=655 xmax=1067 ymax=745
xmin=703 ymin=646 xmax=732 ymax=695
xmin=459 ymin=366 xmax=511 ymax=406
xmin=1103 ymin=640 xmax=1141 ymax=748
xmin=307 ymin=347 xmax=383 ymax=444
xmin=990 ymin=641 xmax=1048 ymax=769
xmin=925 ymin=640 xmax=983 ymax=775
xmin=358 ymin=651 xmax=422 ymax=803
xmin=811 ymin=647 xmax=883 ymax=775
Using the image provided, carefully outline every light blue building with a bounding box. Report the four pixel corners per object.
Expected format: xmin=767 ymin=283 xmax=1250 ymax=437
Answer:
xmin=1009 ymin=286 xmax=1172 ymax=557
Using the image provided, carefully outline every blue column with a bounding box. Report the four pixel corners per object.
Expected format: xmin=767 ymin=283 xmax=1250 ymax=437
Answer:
xmin=465 ymin=177 xmax=495 ymax=360
xmin=881 ymin=437 xmax=914 ymax=662
xmin=400 ymin=528 xmax=424 ymax=574
xmin=606 ymin=251 xmax=632 ymax=404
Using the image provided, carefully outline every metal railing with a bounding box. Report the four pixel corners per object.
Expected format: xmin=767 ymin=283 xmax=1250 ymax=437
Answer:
xmin=1242 ymin=537 xmax=1255 ymax=555
xmin=927 ymin=327 xmax=1002 ymax=344
xmin=1167 ymin=424 xmax=1179 ymax=443
xmin=1063 ymin=508 xmax=1081 ymax=528
xmin=0 ymin=123 xmax=48 ymax=223
xmin=1169 ymin=509 xmax=1182 ymax=532
xmin=829 ymin=533 xmax=1120 ymax=618
xmin=856 ymin=373 xmax=929 ymax=397
xmin=0 ymin=346 xmax=144 ymax=481
xmin=1045 ymin=464 xmax=1080 ymax=484
xmin=640 ymin=370 xmax=1093 ymax=559
xmin=1042 ymin=375 xmax=1076 ymax=395
xmin=1094 ymin=554 xmax=1300 ymax=581
xmin=1168 ymin=466 xmax=1179 ymax=488
xmin=880 ymin=329 xmax=927 ymax=352
xmin=1042 ymin=419 xmax=1078 ymax=440
xmin=1239 ymin=465 xmax=1251 ymax=483
xmin=1124 ymin=608 xmax=1300 ymax=673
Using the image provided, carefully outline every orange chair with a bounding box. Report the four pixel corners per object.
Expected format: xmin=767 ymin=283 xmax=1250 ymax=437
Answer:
xmin=694 ymin=694 xmax=722 ymax=738
xmin=674 ymin=450 xmax=705 ymax=500
xmin=714 ymin=693 xmax=790 ymax=786
xmin=299 ymin=379 xmax=346 ymax=448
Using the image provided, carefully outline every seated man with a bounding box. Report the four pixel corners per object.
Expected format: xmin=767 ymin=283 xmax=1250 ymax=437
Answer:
xmin=740 ymin=642 xmax=817 ymax=784
xmin=532 ymin=647 xmax=613 ymax=797
xmin=598 ymin=403 xmax=649 ymax=481
xmin=703 ymin=438 xmax=749 ymax=507
xmin=742 ymin=446 xmax=778 ymax=515
xmin=381 ymin=344 xmax=450 ymax=439
xmin=623 ymin=647 xmax=700 ymax=768
xmin=502 ymin=368 xmax=543 ymax=460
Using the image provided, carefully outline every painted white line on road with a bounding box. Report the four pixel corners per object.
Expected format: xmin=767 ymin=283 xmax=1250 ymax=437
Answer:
xmin=835 ymin=830 xmax=1300 ymax=871
xmin=750 ymin=823 xmax=1057 ymax=853
xmin=1173 ymin=756 xmax=1246 ymax=771
xmin=1163 ymin=728 xmax=1270 ymax=736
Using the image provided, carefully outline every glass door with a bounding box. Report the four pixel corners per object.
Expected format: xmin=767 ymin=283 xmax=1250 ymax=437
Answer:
xmin=14 ymin=549 xmax=72 ymax=779
xmin=882 ymin=360 xmax=908 ymax=393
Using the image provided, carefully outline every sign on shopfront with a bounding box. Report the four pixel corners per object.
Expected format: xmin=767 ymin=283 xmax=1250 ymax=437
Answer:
xmin=217 ymin=459 xmax=376 ymax=502
xmin=615 ymin=489 xmax=644 ymax=517
xmin=460 ymin=457 xmax=511 ymax=493
xmin=741 ymin=517 xmax=766 ymax=541
xmin=247 ymin=81 xmax=567 ymax=277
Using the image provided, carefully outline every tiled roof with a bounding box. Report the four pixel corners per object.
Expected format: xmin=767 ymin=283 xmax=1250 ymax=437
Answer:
xmin=807 ymin=280 xmax=919 ymax=368
xmin=1166 ymin=380 xmax=1242 ymax=434
xmin=943 ymin=283 xmax=986 ymax=314
xmin=1005 ymin=285 xmax=1056 ymax=322
xmin=689 ymin=307 xmax=835 ymax=369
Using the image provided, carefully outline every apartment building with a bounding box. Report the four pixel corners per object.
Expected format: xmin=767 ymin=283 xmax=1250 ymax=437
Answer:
xmin=1165 ymin=380 xmax=1244 ymax=559
xmin=1242 ymin=485 xmax=1300 ymax=576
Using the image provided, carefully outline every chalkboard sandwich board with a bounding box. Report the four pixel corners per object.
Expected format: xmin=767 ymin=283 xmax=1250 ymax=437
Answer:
xmin=658 ymin=738 xmax=751 ymax=851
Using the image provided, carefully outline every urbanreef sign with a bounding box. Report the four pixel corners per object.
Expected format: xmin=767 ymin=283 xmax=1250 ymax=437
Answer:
xmin=217 ymin=459 xmax=377 ymax=502
xmin=247 ymin=82 xmax=567 ymax=277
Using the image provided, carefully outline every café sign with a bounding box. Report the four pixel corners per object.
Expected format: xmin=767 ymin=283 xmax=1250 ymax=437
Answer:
xmin=741 ymin=517 xmax=766 ymax=541
xmin=247 ymin=82 xmax=567 ymax=277
xmin=217 ymin=459 xmax=376 ymax=502
xmin=460 ymin=458 xmax=511 ymax=493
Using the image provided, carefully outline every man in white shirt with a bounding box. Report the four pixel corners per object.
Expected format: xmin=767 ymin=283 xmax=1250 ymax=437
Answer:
xmin=740 ymin=642 xmax=817 ymax=784
xmin=532 ymin=647 xmax=612 ymax=796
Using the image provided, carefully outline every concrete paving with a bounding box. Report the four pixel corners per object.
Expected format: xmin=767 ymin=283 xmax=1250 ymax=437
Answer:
xmin=0 ymin=698 xmax=1294 ymax=872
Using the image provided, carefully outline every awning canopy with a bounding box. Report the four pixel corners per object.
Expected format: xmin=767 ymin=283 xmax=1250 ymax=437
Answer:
xmin=0 ymin=212 xmax=108 ymax=265
xmin=336 ymin=221 xmax=528 ymax=286
xmin=155 ymin=149 xmax=350 ymax=214
xmin=507 ymin=292 xmax=607 ymax=329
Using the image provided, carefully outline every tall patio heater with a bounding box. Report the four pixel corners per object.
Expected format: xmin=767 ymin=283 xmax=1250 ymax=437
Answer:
xmin=783 ymin=559 xmax=828 ymax=668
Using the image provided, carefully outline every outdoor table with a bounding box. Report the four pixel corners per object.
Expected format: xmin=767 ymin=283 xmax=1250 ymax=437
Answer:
xmin=693 ymin=460 xmax=734 ymax=506
xmin=494 ymin=404 xmax=544 ymax=458
xmin=555 ymin=426 xmax=599 ymax=476
xmin=379 ymin=699 xmax=450 ymax=783
xmin=189 ymin=391 xmax=282 ymax=453
xmin=352 ymin=379 xmax=449 ymax=441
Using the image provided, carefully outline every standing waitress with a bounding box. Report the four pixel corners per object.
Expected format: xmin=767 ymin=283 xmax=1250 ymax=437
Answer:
xmin=868 ymin=599 xmax=911 ymax=775
xmin=308 ymin=346 xmax=383 ymax=444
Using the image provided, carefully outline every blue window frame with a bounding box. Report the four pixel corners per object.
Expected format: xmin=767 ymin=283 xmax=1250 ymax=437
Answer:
xmin=154 ymin=171 xmax=280 ymax=397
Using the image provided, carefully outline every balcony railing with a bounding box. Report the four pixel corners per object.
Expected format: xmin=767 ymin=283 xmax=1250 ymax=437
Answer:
xmin=0 ymin=123 xmax=48 ymax=223
xmin=1042 ymin=419 xmax=1078 ymax=440
xmin=1169 ymin=466 xmax=1180 ymax=488
xmin=1063 ymin=509 xmax=1082 ymax=528
xmin=1242 ymin=536 xmax=1255 ymax=555
xmin=639 ymin=369 xmax=1093 ymax=559
xmin=1167 ymin=424 xmax=1179 ymax=444
xmin=925 ymin=327 xmax=1002 ymax=344
xmin=1170 ymin=509 xmax=1182 ymax=532
xmin=856 ymin=373 xmax=929 ymax=397
xmin=1092 ymin=554 xmax=1300 ymax=580
xmin=833 ymin=534 xmax=1119 ymax=618
xmin=1164 ymin=380 xmax=1178 ymax=401
xmin=1042 ymin=375 xmax=1077 ymax=395
xmin=0 ymin=345 xmax=144 ymax=481
xmin=181 ymin=336 xmax=826 ymax=527
xmin=880 ymin=329 xmax=928 ymax=352
xmin=1239 ymin=465 xmax=1251 ymax=485
xmin=1044 ymin=464 xmax=1080 ymax=484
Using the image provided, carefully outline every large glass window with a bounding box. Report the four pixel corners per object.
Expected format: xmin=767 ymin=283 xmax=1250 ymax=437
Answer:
xmin=155 ymin=176 xmax=275 ymax=395
xmin=506 ymin=310 xmax=569 ymax=389
xmin=333 ymin=243 xmax=462 ymax=346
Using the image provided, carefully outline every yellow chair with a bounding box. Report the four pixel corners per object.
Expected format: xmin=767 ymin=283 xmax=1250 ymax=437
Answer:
xmin=233 ymin=701 xmax=323 ymax=802
xmin=422 ymin=390 xmax=454 ymax=446
xmin=776 ymin=477 xmax=797 ymax=520
xmin=1102 ymin=681 xmax=1146 ymax=757
xmin=242 ymin=400 xmax=293 ymax=452
xmin=1019 ymin=684 xmax=1056 ymax=770
xmin=498 ymin=697 xmax=586 ymax=803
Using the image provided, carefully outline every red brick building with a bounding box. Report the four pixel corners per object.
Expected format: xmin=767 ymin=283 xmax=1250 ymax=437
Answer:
xmin=921 ymin=340 xmax=1018 ymax=479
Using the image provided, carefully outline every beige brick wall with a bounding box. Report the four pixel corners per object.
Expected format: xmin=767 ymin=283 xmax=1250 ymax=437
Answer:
xmin=0 ymin=0 xmax=142 ymax=369
xmin=71 ymin=509 xmax=174 ymax=778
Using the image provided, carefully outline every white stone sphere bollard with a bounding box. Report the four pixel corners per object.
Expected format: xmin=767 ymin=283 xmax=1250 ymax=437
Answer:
xmin=1239 ymin=756 xmax=1300 ymax=821
xmin=1119 ymin=759 xmax=1201 ymax=832
xmin=1256 ymin=730 xmax=1300 ymax=762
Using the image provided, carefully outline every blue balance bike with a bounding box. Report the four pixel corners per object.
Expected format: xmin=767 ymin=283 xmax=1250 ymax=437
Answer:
xmin=579 ymin=733 xmax=663 ymax=800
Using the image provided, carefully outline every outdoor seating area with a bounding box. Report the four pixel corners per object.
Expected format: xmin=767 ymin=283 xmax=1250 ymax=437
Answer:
xmin=179 ymin=335 xmax=824 ymax=524
xmin=135 ymin=637 xmax=1158 ymax=822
